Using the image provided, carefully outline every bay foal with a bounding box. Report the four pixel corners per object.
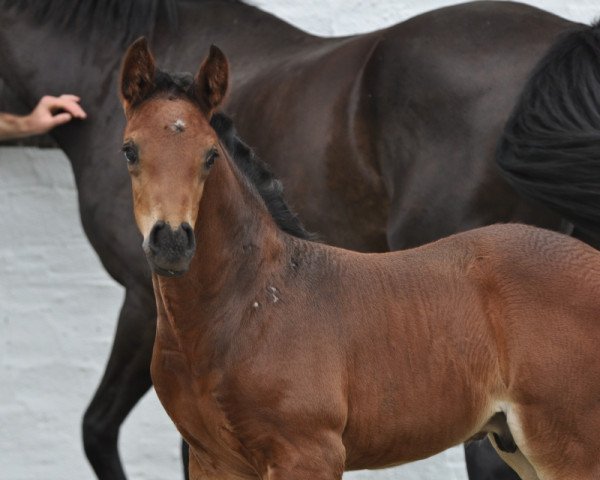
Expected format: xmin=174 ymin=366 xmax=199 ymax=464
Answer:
xmin=119 ymin=39 xmax=600 ymax=480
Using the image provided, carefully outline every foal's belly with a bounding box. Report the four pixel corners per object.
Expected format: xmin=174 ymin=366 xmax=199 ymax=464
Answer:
xmin=341 ymin=335 xmax=499 ymax=469
xmin=343 ymin=381 xmax=496 ymax=470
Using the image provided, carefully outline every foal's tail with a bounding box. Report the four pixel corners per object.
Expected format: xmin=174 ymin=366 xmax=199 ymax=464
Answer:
xmin=496 ymin=20 xmax=600 ymax=245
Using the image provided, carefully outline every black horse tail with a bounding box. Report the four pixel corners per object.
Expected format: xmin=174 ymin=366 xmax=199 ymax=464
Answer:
xmin=497 ymin=20 xmax=600 ymax=245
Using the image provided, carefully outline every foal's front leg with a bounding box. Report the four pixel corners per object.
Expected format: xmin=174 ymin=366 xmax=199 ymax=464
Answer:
xmin=188 ymin=451 xmax=235 ymax=480
xmin=264 ymin=436 xmax=346 ymax=480
xmin=266 ymin=465 xmax=342 ymax=480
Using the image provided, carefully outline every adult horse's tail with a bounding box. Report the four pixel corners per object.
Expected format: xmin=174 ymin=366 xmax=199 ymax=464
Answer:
xmin=497 ymin=20 xmax=600 ymax=245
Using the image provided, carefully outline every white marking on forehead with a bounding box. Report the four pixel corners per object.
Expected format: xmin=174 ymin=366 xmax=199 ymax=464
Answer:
xmin=170 ymin=119 xmax=186 ymax=133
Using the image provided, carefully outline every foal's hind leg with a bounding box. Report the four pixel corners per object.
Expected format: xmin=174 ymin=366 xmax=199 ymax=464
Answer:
xmin=82 ymin=288 xmax=156 ymax=480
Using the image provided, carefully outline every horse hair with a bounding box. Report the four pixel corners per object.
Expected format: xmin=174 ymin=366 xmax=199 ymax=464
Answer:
xmin=496 ymin=20 xmax=600 ymax=241
xmin=1 ymin=0 xmax=239 ymax=43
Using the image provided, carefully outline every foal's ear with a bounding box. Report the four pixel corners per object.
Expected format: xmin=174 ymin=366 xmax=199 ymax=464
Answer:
xmin=119 ymin=37 xmax=156 ymax=112
xmin=194 ymin=45 xmax=229 ymax=114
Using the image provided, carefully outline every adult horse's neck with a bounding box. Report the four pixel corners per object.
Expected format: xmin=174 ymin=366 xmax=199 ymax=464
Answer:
xmin=153 ymin=149 xmax=285 ymax=342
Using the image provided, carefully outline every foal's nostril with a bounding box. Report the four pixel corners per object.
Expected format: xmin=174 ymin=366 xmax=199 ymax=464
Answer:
xmin=181 ymin=222 xmax=195 ymax=251
xmin=148 ymin=220 xmax=166 ymax=254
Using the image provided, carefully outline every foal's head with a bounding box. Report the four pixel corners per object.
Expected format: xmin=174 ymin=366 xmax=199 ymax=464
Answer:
xmin=119 ymin=38 xmax=228 ymax=276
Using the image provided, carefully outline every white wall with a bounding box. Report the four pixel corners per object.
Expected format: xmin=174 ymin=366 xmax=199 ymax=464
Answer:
xmin=1 ymin=1 xmax=599 ymax=479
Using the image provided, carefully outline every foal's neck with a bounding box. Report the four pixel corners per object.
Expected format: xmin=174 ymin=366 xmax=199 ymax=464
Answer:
xmin=154 ymin=152 xmax=286 ymax=334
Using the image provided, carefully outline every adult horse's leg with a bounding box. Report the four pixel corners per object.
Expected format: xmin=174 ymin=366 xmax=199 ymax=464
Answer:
xmin=182 ymin=440 xmax=190 ymax=480
xmin=465 ymin=440 xmax=520 ymax=480
xmin=488 ymin=436 xmax=539 ymax=480
xmin=82 ymin=288 xmax=155 ymax=480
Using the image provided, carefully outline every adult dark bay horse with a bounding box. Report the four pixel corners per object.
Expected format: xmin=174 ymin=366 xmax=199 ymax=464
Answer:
xmin=119 ymin=39 xmax=600 ymax=480
xmin=1 ymin=1 xmax=599 ymax=479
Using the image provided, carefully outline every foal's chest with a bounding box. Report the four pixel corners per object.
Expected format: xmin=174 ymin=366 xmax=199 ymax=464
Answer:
xmin=151 ymin=343 xmax=256 ymax=478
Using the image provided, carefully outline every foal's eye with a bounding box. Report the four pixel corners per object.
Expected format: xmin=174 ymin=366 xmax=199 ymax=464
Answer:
xmin=205 ymin=148 xmax=219 ymax=169
xmin=122 ymin=144 xmax=138 ymax=165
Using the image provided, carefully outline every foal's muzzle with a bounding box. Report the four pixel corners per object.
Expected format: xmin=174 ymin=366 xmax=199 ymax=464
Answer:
xmin=143 ymin=221 xmax=196 ymax=277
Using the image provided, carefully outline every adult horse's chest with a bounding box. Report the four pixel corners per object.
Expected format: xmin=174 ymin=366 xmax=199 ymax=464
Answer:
xmin=151 ymin=324 xmax=256 ymax=478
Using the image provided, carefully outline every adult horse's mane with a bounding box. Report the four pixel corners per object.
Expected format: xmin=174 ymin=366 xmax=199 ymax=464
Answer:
xmin=497 ymin=20 xmax=600 ymax=242
xmin=136 ymin=68 xmax=313 ymax=241
xmin=2 ymin=0 xmax=240 ymax=42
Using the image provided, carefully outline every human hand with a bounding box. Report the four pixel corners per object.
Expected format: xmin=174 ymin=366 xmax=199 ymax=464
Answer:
xmin=23 ymin=94 xmax=87 ymax=135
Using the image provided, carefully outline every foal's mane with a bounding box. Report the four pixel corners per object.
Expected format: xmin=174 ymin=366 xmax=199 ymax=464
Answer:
xmin=147 ymin=70 xmax=313 ymax=241
xmin=210 ymin=113 xmax=314 ymax=241
xmin=2 ymin=0 xmax=240 ymax=42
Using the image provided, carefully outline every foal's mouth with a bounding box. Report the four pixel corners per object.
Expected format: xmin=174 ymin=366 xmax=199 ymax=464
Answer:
xmin=148 ymin=261 xmax=189 ymax=278
xmin=143 ymin=249 xmax=194 ymax=278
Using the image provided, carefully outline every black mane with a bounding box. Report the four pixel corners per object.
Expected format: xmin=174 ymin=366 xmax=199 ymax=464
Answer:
xmin=497 ymin=20 xmax=600 ymax=242
xmin=211 ymin=113 xmax=314 ymax=241
xmin=2 ymin=0 xmax=239 ymax=43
